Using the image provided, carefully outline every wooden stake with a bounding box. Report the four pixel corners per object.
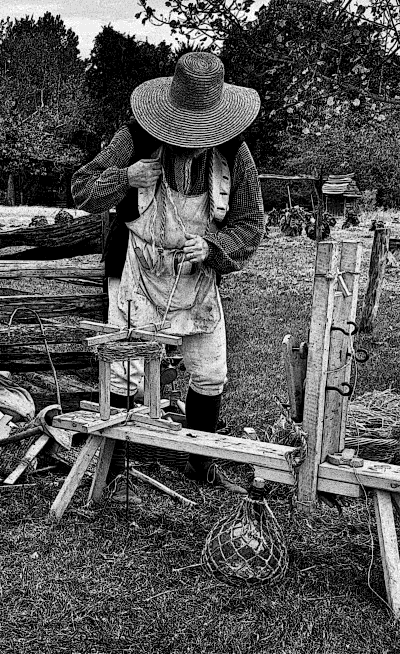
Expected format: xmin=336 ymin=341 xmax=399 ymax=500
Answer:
xmin=88 ymin=437 xmax=115 ymax=502
xmin=99 ymin=360 xmax=111 ymax=420
xmin=129 ymin=467 xmax=196 ymax=507
xmin=360 ymin=227 xmax=390 ymax=333
xmin=287 ymin=185 xmax=292 ymax=209
xmin=297 ymin=241 xmax=340 ymax=512
xmin=374 ymin=491 xmax=400 ymax=616
xmin=281 ymin=335 xmax=307 ymax=422
xmin=322 ymin=241 xmax=362 ymax=459
xmin=143 ymin=358 xmax=161 ymax=419
xmin=3 ymin=433 xmax=50 ymax=485
xmin=50 ymin=434 xmax=102 ymax=520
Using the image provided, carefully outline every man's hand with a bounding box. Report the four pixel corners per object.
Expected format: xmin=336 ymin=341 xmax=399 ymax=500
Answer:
xmin=127 ymin=158 xmax=162 ymax=188
xmin=183 ymin=233 xmax=209 ymax=263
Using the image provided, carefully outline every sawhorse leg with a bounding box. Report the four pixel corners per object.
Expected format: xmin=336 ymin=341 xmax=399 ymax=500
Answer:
xmin=374 ymin=490 xmax=400 ymax=616
xmin=50 ymin=434 xmax=102 ymax=520
xmin=88 ymin=438 xmax=116 ymax=503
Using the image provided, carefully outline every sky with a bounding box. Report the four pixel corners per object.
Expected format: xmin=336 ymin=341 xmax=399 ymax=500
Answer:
xmin=1 ymin=0 xmax=268 ymax=59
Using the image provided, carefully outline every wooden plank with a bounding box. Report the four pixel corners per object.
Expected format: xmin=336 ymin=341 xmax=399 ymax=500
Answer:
xmin=88 ymin=438 xmax=115 ymax=503
xmin=149 ymin=358 xmax=161 ymax=419
xmin=102 ymin=423 xmax=296 ymax=470
xmin=86 ymin=328 xmax=182 ymax=347
xmin=49 ymin=434 xmax=102 ymax=520
xmin=253 ymin=465 xmax=362 ymax=496
xmin=130 ymin=413 xmax=182 ymax=431
xmin=80 ymin=398 xmax=170 ymax=413
xmin=80 ymin=320 xmax=121 ymax=334
xmin=374 ymin=491 xmax=400 ymax=616
xmin=52 ymin=412 xmax=297 ymax=471
xmin=0 ymin=324 xmax=89 ymax=346
xmin=297 ymin=241 xmax=341 ymax=512
xmin=54 ymin=403 xmax=180 ymax=434
xmin=360 ymin=228 xmax=390 ymax=332
xmin=0 ymin=293 xmax=107 ymax=322
xmin=3 ymin=433 xmax=50 ymax=484
xmin=0 ymin=260 xmax=105 ymax=280
xmin=0 ymin=213 xmax=102 ymax=249
xmin=0 ymin=352 xmax=95 ymax=372
xmin=322 ymin=241 xmax=362 ymax=459
xmin=53 ymin=409 xmax=135 ymax=433
xmin=99 ymin=360 xmax=111 ymax=420
xmin=319 ymin=460 xmax=400 ymax=494
xmin=317 ymin=477 xmax=361 ymax=498
xmin=253 ymin=464 xmax=294 ymax=486
xmin=281 ymin=334 xmax=307 ymax=422
xmin=258 ymin=174 xmax=320 ymax=181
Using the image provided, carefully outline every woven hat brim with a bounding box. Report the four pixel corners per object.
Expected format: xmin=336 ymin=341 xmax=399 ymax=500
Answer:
xmin=131 ymin=77 xmax=261 ymax=148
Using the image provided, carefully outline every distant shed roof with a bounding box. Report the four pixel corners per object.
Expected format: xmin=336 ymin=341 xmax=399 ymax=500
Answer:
xmin=322 ymin=174 xmax=362 ymax=197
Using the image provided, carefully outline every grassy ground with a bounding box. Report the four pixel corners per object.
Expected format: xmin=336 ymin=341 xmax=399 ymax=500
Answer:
xmin=1 ymin=212 xmax=400 ymax=653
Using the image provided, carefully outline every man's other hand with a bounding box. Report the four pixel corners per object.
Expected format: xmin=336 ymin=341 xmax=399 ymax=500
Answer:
xmin=183 ymin=233 xmax=209 ymax=263
xmin=128 ymin=159 xmax=162 ymax=188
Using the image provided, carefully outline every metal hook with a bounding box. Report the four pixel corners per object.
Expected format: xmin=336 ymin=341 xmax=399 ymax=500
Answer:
xmin=326 ymin=382 xmax=353 ymax=397
xmin=331 ymin=321 xmax=358 ymax=337
xmin=346 ymin=348 xmax=369 ymax=363
xmin=347 ymin=321 xmax=358 ymax=336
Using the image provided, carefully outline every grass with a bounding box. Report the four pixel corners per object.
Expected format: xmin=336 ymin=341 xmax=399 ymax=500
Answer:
xmin=1 ymin=214 xmax=400 ymax=653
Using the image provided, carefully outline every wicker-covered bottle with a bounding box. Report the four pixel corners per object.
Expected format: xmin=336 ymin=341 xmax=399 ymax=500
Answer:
xmin=201 ymin=477 xmax=289 ymax=586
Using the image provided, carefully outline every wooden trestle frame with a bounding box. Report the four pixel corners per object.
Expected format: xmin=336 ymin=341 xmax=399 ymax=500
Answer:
xmin=50 ymin=240 xmax=400 ymax=616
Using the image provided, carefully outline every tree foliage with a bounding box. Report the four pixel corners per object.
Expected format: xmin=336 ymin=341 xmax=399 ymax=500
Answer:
xmin=85 ymin=26 xmax=175 ymax=138
xmin=137 ymin=1 xmax=400 ymax=173
xmin=0 ymin=13 xmax=86 ymax=175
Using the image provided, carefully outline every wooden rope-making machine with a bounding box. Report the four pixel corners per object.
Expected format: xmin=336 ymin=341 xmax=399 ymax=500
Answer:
xmin=48 ymin=239 xmax=400 ymax=615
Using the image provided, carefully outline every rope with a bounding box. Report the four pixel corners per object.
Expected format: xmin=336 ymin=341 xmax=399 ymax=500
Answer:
xmin=7 ymin=307 xmax=62 ymax=409
xmin=159 ymin=257 xmax=185 ymax=330
xmin=201 ymin=492 xmax=289 ymax=586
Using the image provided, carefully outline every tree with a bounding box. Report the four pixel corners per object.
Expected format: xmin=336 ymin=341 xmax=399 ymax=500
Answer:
xmin=281 ymin=105 xmax=400 ymax=206
xmin=0 ymin=13 xmax=87 ymax=203
xmin=85 ymin=26 xmax=175 ymax=138
xmin=136 ymin=0 xmax=400 ymax=155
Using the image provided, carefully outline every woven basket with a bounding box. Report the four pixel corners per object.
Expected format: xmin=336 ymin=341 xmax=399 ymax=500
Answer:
xmin=201 ymin=496 xmax=288 ymax=586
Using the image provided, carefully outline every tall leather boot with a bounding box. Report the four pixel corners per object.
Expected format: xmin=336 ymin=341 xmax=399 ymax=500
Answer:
xmin=184 ymin=387 xmax=246 ymax=495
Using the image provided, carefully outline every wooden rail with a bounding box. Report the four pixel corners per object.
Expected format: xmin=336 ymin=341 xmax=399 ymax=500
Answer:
xmin=0 ymin=210 xmax=108 ymax=387
xmin=0 ymin=260 xmax=105 ymax=280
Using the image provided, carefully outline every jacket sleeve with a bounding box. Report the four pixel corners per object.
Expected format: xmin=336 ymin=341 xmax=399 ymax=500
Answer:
xmin=71 ymin=127 xmax=134 ymax=214
xmin=204 ymin=142 xmax=265 ymax=275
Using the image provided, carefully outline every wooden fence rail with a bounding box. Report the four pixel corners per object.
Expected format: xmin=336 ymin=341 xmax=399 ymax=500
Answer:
xmin=0 ymin=210 xmax=109 ymax=409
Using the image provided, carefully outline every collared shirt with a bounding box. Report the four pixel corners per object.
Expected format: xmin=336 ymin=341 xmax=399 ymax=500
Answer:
xmin=71 ymin=126 xmax=265 ymax=275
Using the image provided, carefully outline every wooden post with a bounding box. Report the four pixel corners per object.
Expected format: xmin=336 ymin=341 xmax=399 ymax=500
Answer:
xmin=287 ymin=185 xmax=292 ymax=209
xmin=99 ymin=360 xmax=111 ymax=420
xmin=313 ymin=170 xmax=325 ymax=243
xmin=88 ymin=437 xmax=115 ymax=502
xmin=297 ymin=241 xmax=340 ymax=512
xmin=50 ymin=434 xmax=102 ymax=520
xmin=360 ymin=227 xmax=390 ymax=333
xmin=321 ymin=241 xmax=362 ymax=459
xmin=101 ymin=210 xmax=110 ymax=323
xmin=374 ymin=491 xmax=400 ymax=616
xmin=281 ymin=335 xmax=307 ymax=423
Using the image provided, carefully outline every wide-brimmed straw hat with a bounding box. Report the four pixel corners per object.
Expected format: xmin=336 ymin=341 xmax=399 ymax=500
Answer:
xmin=130 ymin=52 xmax=260 ymax=148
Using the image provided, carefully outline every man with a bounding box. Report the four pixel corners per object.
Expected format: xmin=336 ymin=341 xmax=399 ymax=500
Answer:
xmin=72 ymin=52 xmax=265 ymax=502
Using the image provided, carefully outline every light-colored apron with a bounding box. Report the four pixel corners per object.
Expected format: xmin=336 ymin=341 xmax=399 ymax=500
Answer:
xmin=117 ymin=147 xmax=231 ymax=335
